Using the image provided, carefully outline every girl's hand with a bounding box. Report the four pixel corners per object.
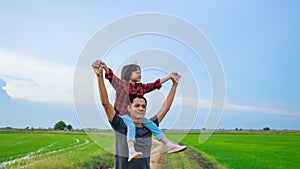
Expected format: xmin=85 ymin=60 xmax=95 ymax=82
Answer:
xmin=170 ymin=72 xmax=181 ymax=84
xmin=99 ymin=60 xmax=109 ymax=73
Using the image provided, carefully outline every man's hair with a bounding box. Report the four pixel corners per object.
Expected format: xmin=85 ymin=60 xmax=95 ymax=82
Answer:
xmin=128 ymin=94 xmax=147 ymax=106
xmin=121 ymin=64 xmax=141 ymax=81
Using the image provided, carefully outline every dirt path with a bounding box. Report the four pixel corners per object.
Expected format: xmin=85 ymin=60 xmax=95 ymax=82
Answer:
xmin=150 ymin=140 xmax=164 ymax=169
xmin=150 ymin=139 xmax=214 ymax=169
xmin=188 ymin=149 xmax=214 ymax=169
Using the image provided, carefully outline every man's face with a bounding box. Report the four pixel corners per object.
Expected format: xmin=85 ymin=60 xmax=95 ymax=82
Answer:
xmin=128 ymin=97 xmax=146 ymax=121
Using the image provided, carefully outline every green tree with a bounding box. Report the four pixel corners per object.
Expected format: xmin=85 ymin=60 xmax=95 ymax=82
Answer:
xmin=54 ymin=121 xmax=67 ymax=130
xmin=66 ymin=124 xmax=73 ymax=130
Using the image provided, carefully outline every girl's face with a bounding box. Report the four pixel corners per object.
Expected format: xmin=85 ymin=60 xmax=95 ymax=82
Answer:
xmin=130 ymin=69 xmax=141 ymax=82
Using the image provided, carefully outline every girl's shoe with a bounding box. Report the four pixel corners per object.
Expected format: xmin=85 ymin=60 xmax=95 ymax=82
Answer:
xmin=128 ymin=151 xmax=143 ymax=162
xmin=167 ymin=144 xmax=187 ymax=154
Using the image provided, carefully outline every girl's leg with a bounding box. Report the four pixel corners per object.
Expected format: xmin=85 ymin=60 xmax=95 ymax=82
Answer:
xmin=142 ymin=117 xmax=165 ymax=140
xmin=121 ymin=114 xmax=142 ymax=161
xmin=142 ymin=117 xmax=187 ymax=154
xmin=142 ymin=117 xmax=171 ymax=146
xmin=121 ymin=114 xmax=136 ymax=143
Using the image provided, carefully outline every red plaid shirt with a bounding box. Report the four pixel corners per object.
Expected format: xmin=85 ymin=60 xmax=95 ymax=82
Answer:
xmin=105 ymin=68 xmax=162 ymax=115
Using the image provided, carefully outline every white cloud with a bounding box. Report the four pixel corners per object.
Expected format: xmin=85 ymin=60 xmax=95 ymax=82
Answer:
xmin=225 ymin=103 xmax=296 ymax=116
xmin=174 ymin=96 xmax=296 ymax=117
xmin=0 ymin=49 xmax=74 ymax=103
xmin=0 ymin=48 xmax=296 ymax=118
xmin=174 ymin=97 xmax=211 ymax=108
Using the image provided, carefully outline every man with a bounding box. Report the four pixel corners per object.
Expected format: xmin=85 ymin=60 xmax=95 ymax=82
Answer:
xmin=93 ymin=64 xmax=186 ymax=169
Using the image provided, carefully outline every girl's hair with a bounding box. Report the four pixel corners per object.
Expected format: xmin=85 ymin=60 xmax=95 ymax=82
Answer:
xmin=121 ymin=64 xmax=141 ymax=81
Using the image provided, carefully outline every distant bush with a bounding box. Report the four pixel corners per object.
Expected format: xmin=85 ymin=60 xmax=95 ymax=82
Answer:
xmin=54 ymin=121 xmax=67 ymax=130
xmin=54 ymin=121 xmax=73 ymax=130
xmin=263 ymin=127 xmax=270 ymax=131
xmin=66 ymin=124 xmax=73 ymax=130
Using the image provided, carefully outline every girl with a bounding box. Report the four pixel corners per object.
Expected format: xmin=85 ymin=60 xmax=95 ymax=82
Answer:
xmin=92 ymin=60 xmax=187 ymax=162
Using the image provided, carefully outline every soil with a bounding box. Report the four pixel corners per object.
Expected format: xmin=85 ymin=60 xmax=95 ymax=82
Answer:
xmin=188 ymin=149 xmax=214 ymax=169
xmin=150 ymin=140 xmax=164 ymax=169
xmin=150 ymin=139 xmax=214 ymax=169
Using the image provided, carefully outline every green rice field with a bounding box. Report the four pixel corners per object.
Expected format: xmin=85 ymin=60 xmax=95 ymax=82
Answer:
xmin=0 ymin=131 xmax=113 ymax=169
xmin=177 ymin=132 xmax=300 ymax=169
xmin=1 ymin=131 xmax=299 ymax=169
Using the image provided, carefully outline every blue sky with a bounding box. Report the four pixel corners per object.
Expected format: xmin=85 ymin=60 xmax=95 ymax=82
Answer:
xmin=0 ymin=1 xmax=299 ymax=130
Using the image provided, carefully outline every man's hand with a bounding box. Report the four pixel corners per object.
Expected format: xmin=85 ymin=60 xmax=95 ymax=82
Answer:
xmin=91 ymin=60 xmax=104 ymax=76
xmin=157 ymin=72 xmax=180 ymax=123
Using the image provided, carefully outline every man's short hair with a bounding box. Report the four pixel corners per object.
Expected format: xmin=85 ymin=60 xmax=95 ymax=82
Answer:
xmin=128 ymin=94 xmax=147 ymax=106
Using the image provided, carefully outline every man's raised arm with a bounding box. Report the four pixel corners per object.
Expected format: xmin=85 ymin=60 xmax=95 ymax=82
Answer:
xmin=156 ymin=73 xmax=180 ymax=123
xmin=92 ymin=61 xmax=115 ymax=122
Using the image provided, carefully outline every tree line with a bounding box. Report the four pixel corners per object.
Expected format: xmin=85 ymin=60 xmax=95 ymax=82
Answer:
xmin=0 ymin=121 xmax=73 ymax=130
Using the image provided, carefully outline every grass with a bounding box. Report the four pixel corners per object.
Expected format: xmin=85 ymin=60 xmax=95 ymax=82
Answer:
xmin=163 ymin=150 xmax=202 ymax=169
xmin=0 ymin=133 xmax=61 ymax=162
xmin=0 ymin=131 xmax=114 ymax=169
xmin=178 ymin=132 xmax=300 ymax=169
xmin=2 ymin=130 xmax=300 ymax=169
